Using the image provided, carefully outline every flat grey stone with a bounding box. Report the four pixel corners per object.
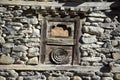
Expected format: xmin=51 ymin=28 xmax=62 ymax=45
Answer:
xmin=2 ymin=43 xmax=14 ymax=48
xmin=28 ymin=47 xmax=39 ymax=53
xmin=92 ymin=75 xmax=101 ymax=80
xmin=7 ymin=70 xmax=18 ymax=78
xmin=88 ymin=17 xmax=104 ymax=22
xmin=13 ymin=45 xmax=28 ymax=52
xmin=82 ymin=57 xmax=101 ymax=62
xmin=82 ymin=33 xmax=97 ymax=44
xmin=101 ymin=77 xmax=113 ymax=80
xmin=30 ymin=16 xmax=38 ymax=25
xmin=103 ymin=73 xmax=113 ymax=77
xmin=0 ymin=7 xmax=7 ymax=12
xmin=88 ymin=12 xmax=106 ymax=17
xmin=83 ymin=26 xmax=104 ymax=35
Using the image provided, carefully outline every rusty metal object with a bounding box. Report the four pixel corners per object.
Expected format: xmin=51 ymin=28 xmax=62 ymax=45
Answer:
xmin=50 ymin=48 xmax=69 ymax=64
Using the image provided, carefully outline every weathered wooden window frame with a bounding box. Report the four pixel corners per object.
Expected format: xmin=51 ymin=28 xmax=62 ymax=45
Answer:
xmin=40 ymin=17 xmax=81 ymax=65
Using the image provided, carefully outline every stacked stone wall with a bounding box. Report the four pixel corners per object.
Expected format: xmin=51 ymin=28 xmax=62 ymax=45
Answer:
xmin=80 ymin=11 xmax=120 ymax=67
xmin=0 ymin=5 xmax=40 ymax=65
xmin=0 ymin=2 xmax=120 ymax=80
xmin=0 ymin=70 xmax=120 ymax=80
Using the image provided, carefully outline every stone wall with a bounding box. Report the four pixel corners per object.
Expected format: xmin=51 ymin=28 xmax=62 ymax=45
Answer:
xmin=0 ymin=70 xmax=120 ymax=80
xmin=0 ymin=5 xmax=40 ymax=65
xmin=80 ymin=10 xmax=120 ymax=67
xmin=0 ymin=1 xmax=120 ymax=80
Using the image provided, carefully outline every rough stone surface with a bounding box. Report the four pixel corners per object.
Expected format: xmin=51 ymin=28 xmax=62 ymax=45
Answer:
xmin=27 ymin=57 xmax=39 ymax=65
xmin=88 ymin=17 xmax=104 ymax=22
xmin=0 ymin=3 xmax=119 ymax=80
xmin=82 ymin=33 xmax=97 ymax=44
xmin=101 ymin=77 xmax=113 ymax=80
xmin=83 ymin=26 xmax=104 ymax=35
xmin=112 ymin=53 xmax=120 ymax=60
xmin=7 ymin=70 xmax=18 ymax=78
xmin=73 ymin=76 xmax=82 ymax=80
xmin=0 ymin=55 xmax=15 ymax=64
xmin=82 ymin=57 xmax=101 ymax=62
xmin=0 ymin=76 xmax=6 ymax=80
xmin=13 ymin=45 xmax=28 ymax=52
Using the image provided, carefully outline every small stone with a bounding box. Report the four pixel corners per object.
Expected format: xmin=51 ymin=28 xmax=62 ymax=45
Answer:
xmin=0 ymin=36 xmax=5 ymax=44
xmin=2 ymin=43 xmax=14 ymax=48
xmin=0 ymin=76 xmax=6 ymax=80
xmin=112 ymin=53 xmax=120 ymax=60
xmin=24 ymin=38 xmax=40 ymax=42
xmin=13 ymin=45 xmax=28 ymax=52
xmin=73 ymin=76 xmax=82 ymax=80
xmin=101 ymin=77 xmax=113 ymax=80
xmin=28 ymin=47 xmax=39 ymax=53
xmin=16 ymin=60 xmax=25 ymax=64
xmin=9 ymin=22 xmax=23 ymax=27
xmin=84 ymin=22 xmax=91 ymax=26
xmin=58 ymin=76 xmax=70 ymax=80
xmin=0 ymin=71 xmax=9 ymax=77
xmin=88 ymin=12 xmax=106 ymax=17
xmin=103 ymin=73 xmax=113 ymax=77
xmin=48 ymin=76 xmax=56 ymax=80
xmin=92 ymin=75 xmax=101 ymax=80
xmin=0 ymin=55 xmax=15 ymax=64
xmin=7 ymin=77 xmax=16 ymax=80
xmin=82 ymin=57 xmax=101 ymax=62
xmin=95 ymin=72 xmax=103 ymax=76
xmin=83 ymin=26 xmax=104 ymax=36
xmin=82 ymin=76 xmax=91 ymax=80
xmin=82 ymin=33 xmax=97 ymax=44
xmin=7 ymin=70 xmax=18 ymax=78
xmin=81 ymin=44 xmax=100 ymax=49
xmin=32 ymin=28 xmax=40 ymax=37
xmin=82 ymin=51 xmax=88 ymax=57
xmin=81 ymin=61 xmax=90 ymax=66
xmin=105 ymin=18 xmax=112 ymax=23
xmin=64 ymin=72 xmax=74 ymax=77
xmin=0 ymin=7 xmax=7 ymax=12
xmin=76 ymin=71 xmax=95 ymax=77
xmin=92 ymin=62 xmax=103 ymax=66
xmin=2 ymin=47 xmax=11 ymax=54
xmin=27 ymin=57 xmax=38 ymax=65
xmin=28 ymin=52 xmax=39 ymax=57
xmin=111 ymin=40 xmax=118 ymax=47
xmin=91 ymin=23 xmax=99 ymax=27
xmin=17 ymin=76 xmax=24 ymax=80
xmin=20 ymin=18 xmax=28 ymax=23
xmin=11 ymin=51 xmax=23 ymax=59
xmin=88 ymin=17 xmax=104 ymax=22
xmin=114 ymin=73 xmax=120 ymax=80
xmin=20 ymin=72 xmax=28 ymax=76
xmin=13 ymin=26 xmax=21 ymax=31
xmin=25 ymin=42 xmax=40 ymax=47
xmin=30 ymin=16 xmax=38 ymax=25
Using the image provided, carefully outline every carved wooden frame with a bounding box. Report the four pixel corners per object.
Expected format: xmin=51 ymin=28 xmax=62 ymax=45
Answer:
xmin=40 ymin=17 xmax=81 ymax=65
